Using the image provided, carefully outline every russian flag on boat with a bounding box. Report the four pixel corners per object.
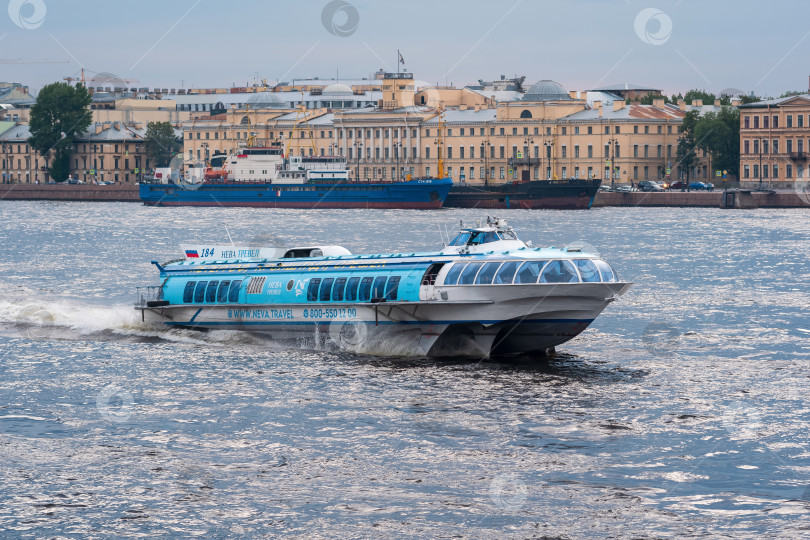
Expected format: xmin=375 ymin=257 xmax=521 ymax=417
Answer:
xmin=185 ymin=249 xmax=199 ymax=258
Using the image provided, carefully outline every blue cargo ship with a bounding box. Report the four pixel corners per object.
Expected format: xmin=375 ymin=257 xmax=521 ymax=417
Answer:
xmin=140 ymin=148 xmax=452 ymax=209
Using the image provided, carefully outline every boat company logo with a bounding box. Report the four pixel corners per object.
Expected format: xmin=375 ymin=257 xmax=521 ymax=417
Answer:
xmin=96 ymin=384 xmax=135 ymax=423
xmin=321 ymin=0 xmax=359 ymax=38
xmin=185 ymin=249 xmax=199 ymax=258
xmin=8 ymin=0 xmax=46 ymax=30
xmin=294 ymin=278 xmax=310 ymax=297
xmin=489 ymin=473 xmax=527 ymax=511
xmin=634 ymin=8 xmax=672 ymax=46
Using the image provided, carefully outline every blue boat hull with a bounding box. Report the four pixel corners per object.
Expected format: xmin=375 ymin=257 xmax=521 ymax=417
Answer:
xmin=139 ymin=179 xmax=453 ymax=209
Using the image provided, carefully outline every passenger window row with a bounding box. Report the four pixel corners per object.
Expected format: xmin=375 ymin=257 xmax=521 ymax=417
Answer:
xmin=308 ymin=275 xmax=401 ymax=302
xmin=443 ymin=259 xmax=617 ymax=285
xmin=183 ymin=279 xmax=243 ymax=304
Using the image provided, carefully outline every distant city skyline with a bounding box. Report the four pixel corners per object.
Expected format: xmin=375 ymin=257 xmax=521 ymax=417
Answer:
xmin=1 ymin=0 xmax=808 ymax=97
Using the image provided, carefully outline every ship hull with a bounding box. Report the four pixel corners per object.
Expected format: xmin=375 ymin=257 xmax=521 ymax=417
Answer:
xmin=140 ymin=282 xmax=629 ymax=358
xmin=445 ymin=179 xmax=601 ymax=210
xmin=140 ymin=179 xmax=452 ymax=209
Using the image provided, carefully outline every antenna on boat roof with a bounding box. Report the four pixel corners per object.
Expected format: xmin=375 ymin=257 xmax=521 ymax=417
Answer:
xmin=225 ymin=226 xmax=235 ymax=247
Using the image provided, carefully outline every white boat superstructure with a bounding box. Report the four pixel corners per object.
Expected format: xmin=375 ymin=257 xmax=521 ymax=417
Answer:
xmin=222 ymin=147 xmax=350 ymax=183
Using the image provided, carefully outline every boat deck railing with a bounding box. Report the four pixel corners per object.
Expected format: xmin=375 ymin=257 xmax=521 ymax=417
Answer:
xmin=135 ymin=286 xmax=163 ymax=308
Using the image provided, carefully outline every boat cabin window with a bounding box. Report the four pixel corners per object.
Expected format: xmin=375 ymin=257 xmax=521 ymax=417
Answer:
xmin=475 ymin=262 xmax=502 ymax=285
xmin=448 ymin=232 xmax=471 ymax=246
xmin=217 ymin=280 xmax=231 ymax=302
xmin=574 ymin=260 xmax=600 ymax=283
xmin=514 ymin=261 xmax=547 ymax=284
xmin=345 ymin=277 xmax=361 ymax=301
xmin=594 ymin=260 xmax=617 ymax=282
xmin=333 ymin=277 xmax=347 ymax=301
xmin=307 ymin=278 xmax=322 ymax=301
xmin=371 ymin=276 xmax=388 ymax=300
xmin=443 ymin=263 xmax=466 ymax=285
xmin=470 ymin=231 xmax=500 ymax=245
xmin=385 ymin=276 xmax=400 ymax=300
xmin=320 ymin=278 xmax=334 ymax=301
xmin=194 ymin=281 xmax=207 ymax=303
xmin=228 ymin=279 xmax=243 ymax=302
xmin=540 ymin=260 xmax=580 ymax=283
xmin=206 ymin=281 xmax=219 ymax=303
xmin=448 ymin=230 xmax=510 ymax=247
xmin=494 ymin=261 xmax=520 ymax=284
xmin=284 ymin=248 xmax=324 ymax=259
xmin=458 ymin=262 xmax=484 ymax=285
xmin=421 ymin=263 xmax=445 ymax=285
xmin=358 ymin=277 xmax=373 ymax=301
xmin=183 ymin=281 xmax=196 ymax=303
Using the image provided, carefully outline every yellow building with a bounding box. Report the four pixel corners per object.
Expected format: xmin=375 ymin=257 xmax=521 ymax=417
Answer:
xmin=739 ymin=94 xmax=810 ymax=188
xmin=183 ymin=76 xmax=718 ymax=185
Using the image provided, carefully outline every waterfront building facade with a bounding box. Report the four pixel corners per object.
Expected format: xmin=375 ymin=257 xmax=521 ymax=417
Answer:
xmin=739 ymin=94 xmax=810 ymax=189
xmin=0 ymin=122 xmax=180 ymax=184
xmin=185 ymin=76 xmax=719 ymax=185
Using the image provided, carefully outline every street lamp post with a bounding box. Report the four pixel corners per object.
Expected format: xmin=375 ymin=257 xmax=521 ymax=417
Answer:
xmin=393 ymin=141 xmax=401 ymax=182
xmin=353 ymin=141 xmax=363 ymax=182
xmin=523 ymin=137 xmax=534 ymax=181
xmin=544 ymin=140 xmax=554 ymax=180
xmin=480 ymin=139 xmax=491 ymax=187
xmin=607 ymin=137 xmax=617 ymax=190
xmin=757 ymin=136 xmax=764 ymax=190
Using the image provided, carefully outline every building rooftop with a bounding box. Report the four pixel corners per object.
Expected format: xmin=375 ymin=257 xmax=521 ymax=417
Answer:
xmin=522 ymin=80 xmax=572 ymax=102
xmin=423 ymin=108 xmax=497 ymax=124
xmin=738 ymin=94 xmax=810 ymax=108
xmin=586 ymin=83 xmax=661 ymax=92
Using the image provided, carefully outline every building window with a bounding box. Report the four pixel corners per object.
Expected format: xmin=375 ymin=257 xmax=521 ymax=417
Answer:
xmin=587 ymin=145 xmax=593 ymax=158
xmin=615 ymin=126 xmax=620 ymax=134
xmin=645 ymin=126 xmax=650 ymax=134
xmin=460 ymin=146 xmax=465 ymax=159
xmin=561 ymin=166 xmax=567 ymax=178
xmin=520 ymin=110 xmax=532 ymax=119
xmin=773 ymin=165 xmax=778 ymax=178
xmin=657 ymin=145 xmax=662 ymax=158
xmin=512 ymin=128 xmax=517 ymax=135
xmin=799 ymin=115 xmax=805 ymax=128
xmin=633 ymin=166 xmax=638 ymax=179
xmin=561 ymin=146 xmax=567 ymax=158
xmin=499 ymin=167 xmax=505 ymax=179
xmin=561 ymin=127 xmax=567 ymax=135
xmin=587 ymin=126 xmax=593 ymax=135
xmin=773 ymin=116 xmax=779 ymax=128
xmin=574 ymin=145 xmax=580 ymax=158
xmin=604 ymin=126 xmax=609 ymax=134
xmin=787 ymin=164 xmax=793 ymax=178
xmin=634 ymin=125 xmax=639 ymax=134
xmin=773 ymin=140 xmax=779 ymax=154
xmin=754 ymin=116 xmax=760 ymax=129
xmin=764 ymin=116 xmax=769 ymax=129
xmin=499 ymin=146 xmax=505 ymax=159
xmin=634 ymin=145 xmax=639 ymax=158
xmin=644 ymin=166 xmax=649 ymax=179
xmin=574 ymin=126 xmax=580 ymax=135
xmin=787 ymin=115 xmax=793 ymax=128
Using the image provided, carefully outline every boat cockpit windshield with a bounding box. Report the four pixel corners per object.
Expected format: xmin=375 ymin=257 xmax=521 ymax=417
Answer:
xmin=447 ymin=229 xmax=519 ymax=246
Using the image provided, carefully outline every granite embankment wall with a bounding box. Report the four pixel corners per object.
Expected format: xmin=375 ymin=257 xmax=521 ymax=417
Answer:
xmin=0 ymin=184 xmax=140 ymax=202
xmin=593 ymin=190 xmax=810 ymax=208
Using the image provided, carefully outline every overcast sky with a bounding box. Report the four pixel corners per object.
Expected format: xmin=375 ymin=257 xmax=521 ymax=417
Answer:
xmin=2 ymin=0 xmax=807 ymax=97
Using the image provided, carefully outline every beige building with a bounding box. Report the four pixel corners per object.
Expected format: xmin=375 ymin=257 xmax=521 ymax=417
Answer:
xmin=739 ymin=94 xmax=810 ymax=188
xmin=185 ymin=76 xmax=718 ymax=185
xmin=0 ymin=121 xmax=179 ymax=184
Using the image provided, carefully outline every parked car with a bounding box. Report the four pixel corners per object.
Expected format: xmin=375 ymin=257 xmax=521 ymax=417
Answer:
xmin=598 ymin=185 xmax=613 ymax=192
xmin=688 ymin=181 xmax=714 ymax=191
xmin=638 ymin=180 xmax=664 ymax=192
xmin=669 ymin=181 xmax=686 ymax=190
xmin=614 ymin=185 xmax=637 ymax=192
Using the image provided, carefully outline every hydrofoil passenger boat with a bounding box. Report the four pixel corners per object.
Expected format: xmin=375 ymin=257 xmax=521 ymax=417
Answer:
xmin=135 ymin=218 xmax=631 ymax=358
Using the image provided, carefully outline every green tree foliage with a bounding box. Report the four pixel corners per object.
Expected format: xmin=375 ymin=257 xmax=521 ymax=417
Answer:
xmin=693 ymin=106 xmax=740 ymax=179
xmin=145 ymin=121 xmax=181 ymax=167
xmin=28 ymin=82 xmax=92 ymax=182
xmin=676 ymin=110 xmax=699 ymax=183
xmin=683 ymin=89 xmax=717 ymax=104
